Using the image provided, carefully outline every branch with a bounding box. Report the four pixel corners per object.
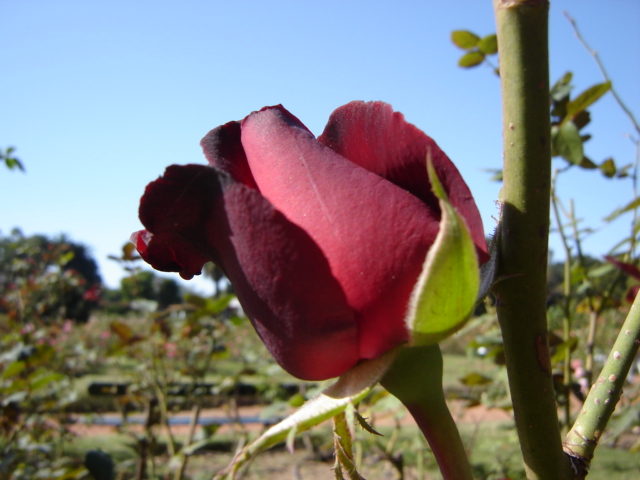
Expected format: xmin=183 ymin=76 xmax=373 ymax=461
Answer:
xmin=551 ymin=173 xmax=575 ymax=432
xmin=491 ymin=1 xmax=572 ymax=478
xmin=563 ymin=291 xmax=640 ymax=477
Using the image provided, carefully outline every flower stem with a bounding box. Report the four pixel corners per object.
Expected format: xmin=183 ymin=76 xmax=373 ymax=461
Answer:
xmin=380 ymin=345 xmax=473 ymax=480
xmin=563 ymin=291 xmax=640 ymax=477
xmin=491 ymin=1 xmax=572 ymax=478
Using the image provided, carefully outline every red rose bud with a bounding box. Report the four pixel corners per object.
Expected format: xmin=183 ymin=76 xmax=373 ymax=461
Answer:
xmin=132 ymin=101 xmax=488 ymax=380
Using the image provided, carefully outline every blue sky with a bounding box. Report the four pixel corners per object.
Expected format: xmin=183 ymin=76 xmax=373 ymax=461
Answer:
xmin=2 ymin=1 xmax=639 ymax=292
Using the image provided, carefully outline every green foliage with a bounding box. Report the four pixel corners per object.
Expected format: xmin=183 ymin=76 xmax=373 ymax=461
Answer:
xmin=157 ymin=277 xmax=181 ymax=309
xmin=0 ymin=231 xmax=110 ymax=478
xmin=549 ymin=73 xmax=621 ymax=177
xmin=0 ymin=232 xmax=272 ymax=480
xmin=0 ymin=229 xmax=102 ymax=323
xmin=451 ymin=30 xmax=498 ymax=72
xmin=477 ymin=34 xmax=498 ymax=55
xmin=451 ymin=30 xmax=480 ymax=49
xmin=458 ymin=51 xmax=485 ymax=68
xmin=106 ymin=242 xmax=183 ymax=313
xmin=120 ymin=270 xmax=156 ymax=301
xmin=455 ymin=31 xmax=626 ymax=185
xmin=1 ymin=146 xmax=25 ymax=172
xmin=0 ymin=320 xmax=89 ymax=478
xmin=552 ymin=121 xmax=584 ymax=165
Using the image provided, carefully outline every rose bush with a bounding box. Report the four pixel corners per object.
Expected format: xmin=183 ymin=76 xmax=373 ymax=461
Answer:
xmin=132 ymin=101 xmax=487 ymax=380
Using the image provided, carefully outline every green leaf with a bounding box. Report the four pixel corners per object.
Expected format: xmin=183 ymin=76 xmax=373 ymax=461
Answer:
xmin=58 ymin=251 xmax=75 ymax=267
xmin=478 ymin=34 xmax=498 ymax=54
xmin=616 ymin=163 xmax=632 ymax=178
xmin=588 ymin=263 xmax=615 ymax=278
xmin=550 ymin=72 xmax=573 ymax=102
xmin=122 ymin=242 xmax=139 ymax=260
xmin=183 ymin=293 xmax=207 ymax=308
xmin=484 ymin=168 xmax=503 ymax=182
xmin=551 ymin=121 xmax=584 ymax=164
xmin=2 ymin=360 xmax=25 ymax=379
xmin=30 ymin=372 xmax=65 ymax=391
xmin=578 ymin=156 xmax=597 ymax=169
xmin=565 ymin=81 xmax=611 ymax=119
xmin=30 ymin=344 xmax=56 ymax=367
xmin=451 ymin=30 xmax=480 ymax=49
xmin=213 ymin=348 xmax=400 ymax=479
xmin=205 ymin=294 xmax=234 ymax=314
xmin=551 ymin=337 xmax=578 ymax=365
xmin=110 ymin=321 xmax=144 ymax=345
xmin=459 ymin=372 xmax=493 ymax=386
xmin=406 ymin=161 xmax=480 ymax=346
xmin=604 ymin=197 xmax=640 ymax=223
xmin=599 ymin=157 xmax=617 ymax=178
xmin=5 ymin=157 xmax=25 ymax=171
xmin=458 ymin=51 xmax=485 ymax=68
xmin=573 ymin=110 xmax=591 ymax=130
xmin=288 ymin=393 xmax=306 ymax=408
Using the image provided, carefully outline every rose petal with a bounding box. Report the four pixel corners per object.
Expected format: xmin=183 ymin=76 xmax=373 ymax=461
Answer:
xmin=136 ymin=164 xmax=218 ymax=279
xmin=240 ymin=105 xmax=439 ymax=360
xmin=200 ymin=121 xmax=259 ymax=190
xmin=318 ymin=101 xmax=487 ymax=259
xmin=136 ymin=163 xmax=359 ymax=380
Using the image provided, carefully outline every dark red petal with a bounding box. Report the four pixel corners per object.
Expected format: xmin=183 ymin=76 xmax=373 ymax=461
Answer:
xmin=318 ymin=101 xmax=488 ymax=260
xmin=136 ymin=163 xmax=358 ymax=380
xmin=241 ymin=105 xmax=440 ymax=361
xmin=200 ymin=120 xmax=258 ymax=189
xmin=137 ymin=164 xmax=219 ymax=279
xmin=605 ymin=255 xmax=640 ymax=280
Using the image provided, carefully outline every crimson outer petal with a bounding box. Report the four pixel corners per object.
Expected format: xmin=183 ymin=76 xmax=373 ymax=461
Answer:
xmin=134 ymin=165 xmax=359 ymax=380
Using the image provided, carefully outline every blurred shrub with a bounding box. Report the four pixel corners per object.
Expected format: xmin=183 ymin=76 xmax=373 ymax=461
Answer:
xmin=0 ymin=229 xmax=102 ymax=323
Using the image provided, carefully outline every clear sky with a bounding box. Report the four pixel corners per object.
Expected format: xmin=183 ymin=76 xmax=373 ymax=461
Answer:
xmin=2 ymin=0 xmax=639 ymax=293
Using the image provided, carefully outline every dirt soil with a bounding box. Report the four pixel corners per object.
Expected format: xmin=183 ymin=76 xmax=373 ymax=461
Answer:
xmin=67 ymin=399 xmax=512 ymax=438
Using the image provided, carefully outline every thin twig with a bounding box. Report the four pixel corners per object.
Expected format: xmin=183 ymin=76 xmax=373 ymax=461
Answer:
xmin=551 ymin=172 xmax=575 ymax=431
xmin=564 ymin=11 xmax=640 ymax=136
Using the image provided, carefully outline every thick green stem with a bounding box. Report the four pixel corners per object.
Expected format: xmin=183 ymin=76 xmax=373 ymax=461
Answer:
xmin=381 ymin=345 xmax=473 ymax=480
xmin=492 ymin=1 xmax=571 ymax=478
xmin=563 ymin=291 xmax=640 ymax=478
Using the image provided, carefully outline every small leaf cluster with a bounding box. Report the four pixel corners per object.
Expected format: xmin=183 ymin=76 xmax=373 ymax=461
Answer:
xmin=453 ymin=29 xmax=630 ymax=184
xmin=451 ymin=30 xmax=498 ymax=72
xmin=1 ymin=146 xmax=25 ymax=172
xmin=550 ymin=72 xmax=627 ymax=178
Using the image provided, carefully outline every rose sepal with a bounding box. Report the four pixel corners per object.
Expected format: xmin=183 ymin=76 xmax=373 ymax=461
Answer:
xmin=405 ymin=158 xmax=482 ymax=346
xmin=212 ymin=347 xmax=401 ymax=480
